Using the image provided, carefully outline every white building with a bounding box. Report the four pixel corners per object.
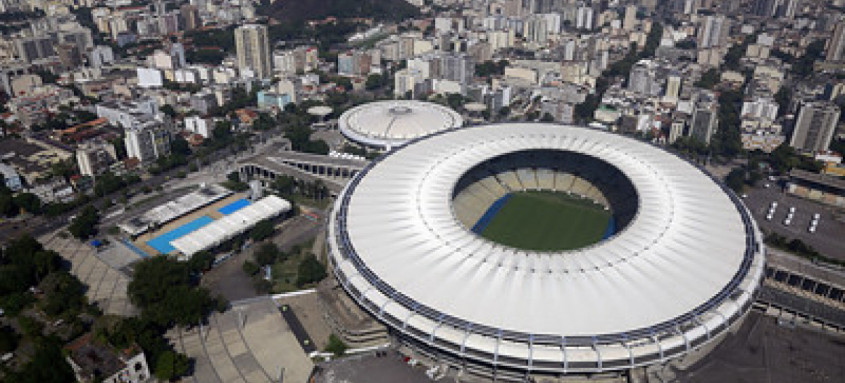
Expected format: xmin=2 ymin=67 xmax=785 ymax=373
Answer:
xmin=741 ymin=98 xmax=779 ymax=120
xmin=184 ymin=115 xmax=213 ymax=138
xmin=88 ymin=45 xmax=114 ymax=68
xmin=125 ymin=121 xmax=171 ymax=163
xmin=790 ymin=101 xmax=840 ymax=153
xmin=66 ymin=333 xmax=151 ymax=383
xmin=136 ymin=67 xmax=163 ymax=88
xmin=96 ymin=98 xmax=160 ymax=129
xmin=576 ymin=6 xmax=594 ymax=30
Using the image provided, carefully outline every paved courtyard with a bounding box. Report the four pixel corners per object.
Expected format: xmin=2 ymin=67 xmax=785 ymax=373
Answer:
xmin=171 ymin=297 xmax=313 ymax=383
xmin=314 ymin=352 xmax=434 ymax=383
xmin=38 ymin=230 xmax=138 ymax=316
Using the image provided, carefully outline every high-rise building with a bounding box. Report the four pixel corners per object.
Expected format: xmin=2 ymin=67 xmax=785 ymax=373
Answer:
xmin=77 ymin=140 xmax=117 ymax=177
xmin=523 ymin=16 xmax=549 ymax=45
xmin=235 ymin=24 xmax=272 ymax=79
xmin=440 ymin=54 xmax=474 ymax=85
xmin=827 ymin=21 xmax=845 ymax=63
xmin=14 ymin=36 xmax=55 ymax=63
xmin=790 ymin=101 xmax=840 ymax=152
xmin=124 ymin=121 xmax=171 ymax=163
xmin=180 ymin=4 xmax=200 ymax=30
xmin=623 ymin=5 xmax=638 ymax=31
xmin=665 ymin=72 xmax=682 ymax=101
xmin=690 ymin=101 xmax=719 ymax=144
xmin=576 ymin=6 xmax=594 ymax=30
xmin=170 ymin=43 xmax=186 ymax=69
xmin=628 ymin=60 xmax=658 ymax=96
xmin=698 ymin=15 xmax=730 ymax=49
xmin=752 ymin=0 xmax=777 ymax=17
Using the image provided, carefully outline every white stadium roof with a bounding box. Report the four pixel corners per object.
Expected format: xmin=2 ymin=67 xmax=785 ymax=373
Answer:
xmin=327 ymin=123 xmax=766 ymax=374
xmin=172 ymin=195 xmax=291 ymax=257
xmin=338 ymin=100 xmax=463 ymax=149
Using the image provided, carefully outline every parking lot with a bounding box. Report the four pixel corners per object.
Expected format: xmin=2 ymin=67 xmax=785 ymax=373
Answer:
xmin=743 ymin=182 xmax=845 ymax=260
xmin=673 ymin=311 xmax=845 ymax=383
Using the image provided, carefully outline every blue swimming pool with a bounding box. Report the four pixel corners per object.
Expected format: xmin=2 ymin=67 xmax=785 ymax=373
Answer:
xmin=146 ymin=215 xmax=215 ymax=254
xmin=218 ymin=199 xmax=251 ymax=215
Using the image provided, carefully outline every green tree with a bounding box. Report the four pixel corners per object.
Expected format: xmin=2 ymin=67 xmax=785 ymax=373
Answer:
xmin=271 ymin=175 xmax=296 ymax=197
xmin=325 ymin=334 xmax=347 ymax=356
xmin=5 ymin=338 xmax=76 ymax=383
xmin=171 ymin=135 xmax=192 ymax=156
xmin=68 ymin=205 xmax=99 ymax=240
xmin=0 ymin=326 xmax=18 ymax=353
xmin=39 ymin=271 xmax=86 ymax=317
xmin=187 ymin=251 xmax=216 ymax=273
xmin=365 ymin=73 xmax=384 ymax=90
xmin=775 ymin=86 xmax=791 ymax=118
xmin=0 ymin=193 xmax=17 ymax=216
xmin=296 ymin=255 xmax=326 ymax=287
xmin=160 ymin=104 xmax=177 ymax=118
xmin=12 ymin=193 xmax=41 ymax=214
xmin=694 ymin=68 xmax=720 ymax=89
xmin=725 ymin=168 xmax=745 ymax=193
xmin=154 ymin=350 xmax=191 ymax=380
xmin=254 ymin=242 xmax=281 ymax=266
xmin=446 ymin=93 xmax=465 ymax=111
xmin=242 ymin=260 xmax=260 ymax=276
xmin=249 ymin=219 xmax=275 ymax=241
xmin=128 ymin=257 xmax=216 ymax=326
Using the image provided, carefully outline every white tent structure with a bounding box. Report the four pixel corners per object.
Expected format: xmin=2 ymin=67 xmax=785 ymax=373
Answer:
xmin=172 ymin=195 xmax=291 ymax=259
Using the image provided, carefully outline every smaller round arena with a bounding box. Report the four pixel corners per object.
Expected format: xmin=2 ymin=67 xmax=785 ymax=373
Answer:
xmin=338 ymin=100 xmax=463 ymax=149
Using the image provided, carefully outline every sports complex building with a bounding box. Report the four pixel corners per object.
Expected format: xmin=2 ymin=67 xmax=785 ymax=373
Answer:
xmin=118 ymin=184 xmax=291 ymax=260
xmin=327 ymin=123 xmax=766 ymax=380
xmin=338 ymin=100 xmax=463 ymax=149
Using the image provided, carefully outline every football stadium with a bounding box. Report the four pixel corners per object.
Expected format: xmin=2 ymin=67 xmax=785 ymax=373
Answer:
xmin=327 ymin=123 xmax=766 ymax=380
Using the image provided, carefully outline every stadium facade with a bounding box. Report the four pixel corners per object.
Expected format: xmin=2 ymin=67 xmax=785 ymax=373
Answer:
xmin=327 ymin=123 xmax=766 ymax=381
xmin=337 ymin=100 xmax=463 ymax=149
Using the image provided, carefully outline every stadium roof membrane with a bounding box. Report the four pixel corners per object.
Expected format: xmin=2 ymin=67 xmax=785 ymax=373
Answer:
xmin=338 ymin=100 xmax=463 ymax=149
xmin=328 ymin=123 xmax=765 ymax=374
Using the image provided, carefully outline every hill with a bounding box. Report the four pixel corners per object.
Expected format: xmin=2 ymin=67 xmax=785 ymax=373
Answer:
xmin=263 ymin=0 xmax=419 ymax=23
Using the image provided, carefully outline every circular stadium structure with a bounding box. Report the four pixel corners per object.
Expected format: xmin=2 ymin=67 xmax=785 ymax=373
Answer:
xmin=327 ymin=123 xmax=765 ymax=379
xmin=338 ymin=100 xmax=463 ymax=149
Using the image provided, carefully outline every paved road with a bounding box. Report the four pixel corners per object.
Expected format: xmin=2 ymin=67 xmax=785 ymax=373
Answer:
xmin=0 ymin=138 xmax=278 ymax=243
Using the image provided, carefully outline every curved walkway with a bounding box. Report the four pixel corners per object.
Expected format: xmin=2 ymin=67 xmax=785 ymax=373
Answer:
xmin=171 ymin=297 xmax=313 ymax=383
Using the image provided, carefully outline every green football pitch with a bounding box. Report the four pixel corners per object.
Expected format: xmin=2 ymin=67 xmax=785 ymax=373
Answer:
xmin=480 ymin=191 xmax=612 ymax=251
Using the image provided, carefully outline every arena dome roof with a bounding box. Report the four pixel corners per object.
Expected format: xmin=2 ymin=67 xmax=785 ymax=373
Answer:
xmin=327 ymin=123 xmax=765 ymax=374
xmin=338 ymin=100 xmax=463 ymax=149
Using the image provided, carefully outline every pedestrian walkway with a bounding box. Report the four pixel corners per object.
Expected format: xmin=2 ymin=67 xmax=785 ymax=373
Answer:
xmin=38 ymin=231 xmax=137 ymax=316
xmin=171 ymin=297 xmax=313 ymax=383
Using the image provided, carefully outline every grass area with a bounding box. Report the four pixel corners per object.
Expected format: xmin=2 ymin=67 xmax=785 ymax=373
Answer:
xmin=270 ymin=239 xmax=316 ymax=293
xmin=480 ymin=191 xmax=611 ymax=251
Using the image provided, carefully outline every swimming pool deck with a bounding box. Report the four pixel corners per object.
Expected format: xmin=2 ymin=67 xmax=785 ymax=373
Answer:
xmin=134 ymin=193 xmax=248 ymax=256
